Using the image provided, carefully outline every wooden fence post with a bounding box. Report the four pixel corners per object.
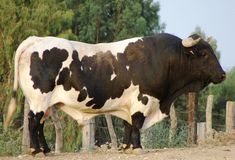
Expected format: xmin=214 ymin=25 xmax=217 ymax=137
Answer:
xmin=22 ymin=99 xmax=30 ymax=154
xmin=51 ymin=106 xmax=63 ymax=153
xmin=105 ymin=114 xmax=118 ymax=149
xmin=82 ymin=118 xmax=95 ymax=151
xmin=226 ymin=101 xmax=235 ymax=133
xmin=169 ymin=103 xmax=177 ymax=145
xmin=206 ymin=95 xmax=213 ymax=138
xmin=187 ymin=92 xmax=197 ymax=144
xmin=197 ymin=122 xmax=206 ymax=143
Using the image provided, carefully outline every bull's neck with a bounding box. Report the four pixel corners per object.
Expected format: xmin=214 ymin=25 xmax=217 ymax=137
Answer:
xmin=167 ymin=50 xmax=197 ymax=94
xmin=160 ymin=50 xmax=199 ymax=114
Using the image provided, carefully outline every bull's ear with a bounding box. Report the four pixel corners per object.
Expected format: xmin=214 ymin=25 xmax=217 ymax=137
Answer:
xmin=189 ymin=34 xmax=201 ymax=40
xmin=182 ymin=34 xmax=201 ymax=48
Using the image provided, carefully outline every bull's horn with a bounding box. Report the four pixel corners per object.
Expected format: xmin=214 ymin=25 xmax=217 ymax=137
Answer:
xmin=182 ymin=37 xmax=201 ymax=47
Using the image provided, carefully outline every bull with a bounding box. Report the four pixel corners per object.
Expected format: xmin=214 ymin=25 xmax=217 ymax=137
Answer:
xmin=4 ymin=33 xmax=225 ymax=155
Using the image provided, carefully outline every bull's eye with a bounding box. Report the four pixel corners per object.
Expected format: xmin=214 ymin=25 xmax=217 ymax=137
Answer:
xmin=201 ymin=52 xmax=208 ymax=58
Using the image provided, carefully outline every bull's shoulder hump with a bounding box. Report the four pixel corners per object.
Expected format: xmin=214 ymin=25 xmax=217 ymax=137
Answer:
xmin=95 ymin=37 xmax=143 ymax=52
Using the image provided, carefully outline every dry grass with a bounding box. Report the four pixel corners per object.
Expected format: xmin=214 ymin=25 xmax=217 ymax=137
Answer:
xmin=198 ymin=131 xmax=235 ymax=146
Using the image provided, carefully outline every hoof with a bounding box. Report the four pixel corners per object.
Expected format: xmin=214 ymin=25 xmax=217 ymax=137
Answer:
xmin=132 ymin=148 xmax=146 ymax=155
xmin=35 ymin=152 xmax=46 ymax=157
xmin=43 ymin=147 xmax=51 ymax=154
xmin=119 ymin=144 xmax=133 ymax=154
xmin=31 ymin=148 xmax=43 ymax=156
xmin=124 ymin=147 xmax=133 ymax=154
xmin=44 ymin=152 xmax=54 ymax=156
xmin=122 ymin=144 xmax=129 ymax=149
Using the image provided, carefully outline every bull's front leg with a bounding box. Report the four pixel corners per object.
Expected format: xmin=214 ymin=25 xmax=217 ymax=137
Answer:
xmin=122 ymin=112 xmax=145 ymax=154
xmin=38 ymin=121 xmax=51 ymax=154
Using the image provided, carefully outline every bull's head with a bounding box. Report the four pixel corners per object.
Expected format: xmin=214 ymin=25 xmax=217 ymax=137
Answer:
xmin=182 ymin=34 xmax=226 ymax=85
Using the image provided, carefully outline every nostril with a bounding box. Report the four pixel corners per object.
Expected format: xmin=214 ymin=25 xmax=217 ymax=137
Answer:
xmin=221 ymin=73 xmax=226 ymax=80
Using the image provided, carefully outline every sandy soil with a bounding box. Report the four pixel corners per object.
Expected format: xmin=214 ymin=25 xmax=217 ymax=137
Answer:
xmin=1 ymin=145 xmax=235 ymax=160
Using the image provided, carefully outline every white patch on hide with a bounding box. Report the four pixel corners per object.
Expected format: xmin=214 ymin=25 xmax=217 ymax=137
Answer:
xmin=111 ymin=72 xmax=117 ymax=81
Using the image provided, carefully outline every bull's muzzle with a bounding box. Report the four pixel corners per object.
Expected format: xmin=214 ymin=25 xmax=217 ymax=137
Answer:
xmin=213 ymin=72 xmax=226 ymax=84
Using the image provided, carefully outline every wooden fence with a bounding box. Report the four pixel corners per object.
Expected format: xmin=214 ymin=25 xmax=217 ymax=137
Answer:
xmin=196 ymin=96 xmax=235 ymax=143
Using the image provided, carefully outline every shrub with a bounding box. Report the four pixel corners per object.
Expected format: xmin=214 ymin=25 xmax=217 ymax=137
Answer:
xmin=0 ymin=123 xmax=22 ymax=156
xmin=142 ymin=119 xmax=188 ymax=149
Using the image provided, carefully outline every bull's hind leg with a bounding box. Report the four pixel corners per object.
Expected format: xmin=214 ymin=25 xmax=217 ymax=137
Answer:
xmin=28 ymin=110 xmax=50 ymax=155
xmin=130 ymin=112 xmax=146 ymax=154
xmin=28 ymin=111 xmax=43 ymax=155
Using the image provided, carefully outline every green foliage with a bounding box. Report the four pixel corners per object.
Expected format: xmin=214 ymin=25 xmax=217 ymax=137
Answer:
xmin=76 ymin=0 xmax=164 ymax=43
xmin=142 ymin=119 xmax=188 ymax=148
xmin=95 ymin=116 xmax=111 ymax=145
xmin=95 ymin=115 xmax=124 ymax=146
xmin=212 ymin=67 xmax=235 ymax=102
xmin=43 ymin=111 xmax=83 ymax=152
xmin=210 ymin=67 xmax=235 ymax=130
xmin=0 ymin=123 xmax=22 ymax=156
xmin=62 ymin=113 xmax=82 ymax=152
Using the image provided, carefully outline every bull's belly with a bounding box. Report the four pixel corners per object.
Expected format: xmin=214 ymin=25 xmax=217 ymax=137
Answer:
xmin=50 ymin=84 xmax=167 ymax=130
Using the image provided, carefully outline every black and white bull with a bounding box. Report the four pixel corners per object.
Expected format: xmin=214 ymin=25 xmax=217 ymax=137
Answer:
xmin=4 ymin=33 xmax=225 ymax=155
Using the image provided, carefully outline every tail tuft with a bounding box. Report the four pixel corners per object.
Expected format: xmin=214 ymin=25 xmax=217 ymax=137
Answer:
xmin=12 ymin=90 xmax=17 ymax=98
xmin=4 ymin=93 xmax=17 ymax=129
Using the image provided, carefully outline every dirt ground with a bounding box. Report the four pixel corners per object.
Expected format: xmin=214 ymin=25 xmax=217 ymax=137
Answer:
xmin=1 ymin=144 xmax=235 ymax=160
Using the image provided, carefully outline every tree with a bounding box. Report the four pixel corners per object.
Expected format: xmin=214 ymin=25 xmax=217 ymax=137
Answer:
xmin=0 ymin=0 xmax=79 ymax=153
xmin=76 ymin=0 xmax=164 ymax=43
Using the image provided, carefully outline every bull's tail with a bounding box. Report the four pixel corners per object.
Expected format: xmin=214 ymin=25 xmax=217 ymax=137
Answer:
xmin=4 ymin=36 xmax=38 ymax=129
xmin=4 ymin=47 xmax=20 ymax=129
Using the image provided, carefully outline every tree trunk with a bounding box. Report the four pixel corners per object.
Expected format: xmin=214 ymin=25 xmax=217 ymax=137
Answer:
xmin=22 ymin=99 xmax=30 ymax=154
xmin=187 ymin=92 xmax=197 ymax=144
xmin=51 ymin=106 xmax=63 ymax=153
xmin=105 ymin=114 xmax=118 ymax=149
